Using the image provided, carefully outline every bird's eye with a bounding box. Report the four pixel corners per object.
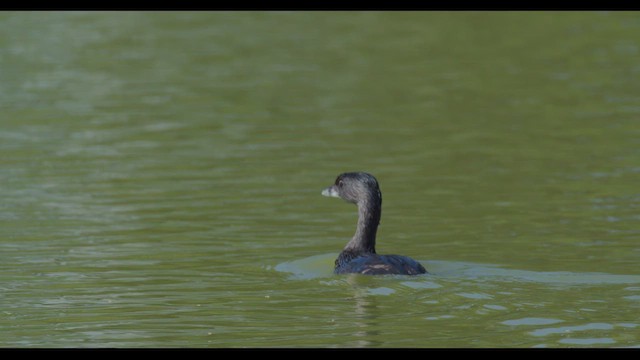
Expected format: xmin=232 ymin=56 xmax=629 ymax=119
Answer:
xmin=337 ymin=179 xmax=343 ymax=187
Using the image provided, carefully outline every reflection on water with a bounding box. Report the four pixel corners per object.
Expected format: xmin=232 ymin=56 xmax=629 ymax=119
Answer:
xmin=502 ymin=318 xmax=564 ymax=326
xmin=345 ymin=277 xmax=383 ymax=348
xmin=529 ymin=322 xmax=614 ymax=337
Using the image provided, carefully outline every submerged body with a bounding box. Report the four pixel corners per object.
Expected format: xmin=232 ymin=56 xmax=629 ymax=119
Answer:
xmin=321 ymin=172 xmax=427 ymax=276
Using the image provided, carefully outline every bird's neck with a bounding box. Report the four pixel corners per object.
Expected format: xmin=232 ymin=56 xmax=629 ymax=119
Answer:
xmin=344 ymin=194 xmax=381 ymax=254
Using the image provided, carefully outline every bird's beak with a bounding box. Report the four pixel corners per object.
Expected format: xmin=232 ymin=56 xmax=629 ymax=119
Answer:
xmin=321 ymin=185 xmax=340 ymax=198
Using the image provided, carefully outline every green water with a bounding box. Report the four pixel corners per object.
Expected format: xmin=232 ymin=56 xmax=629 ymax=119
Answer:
xmin=1 ymin=11 xmax=640 ymax=348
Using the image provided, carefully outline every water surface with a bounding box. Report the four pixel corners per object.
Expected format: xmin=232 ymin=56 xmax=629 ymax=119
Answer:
xmin=1 ymin=11 xmax=639 ymax=347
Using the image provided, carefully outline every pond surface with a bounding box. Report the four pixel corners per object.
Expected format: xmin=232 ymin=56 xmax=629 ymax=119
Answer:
xmin=1 ymin=11 xmax=639 ymax=347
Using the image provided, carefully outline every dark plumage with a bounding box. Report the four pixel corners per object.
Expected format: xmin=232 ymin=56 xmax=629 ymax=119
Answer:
xmin=321 ymin=172 xmax=427 ymax=275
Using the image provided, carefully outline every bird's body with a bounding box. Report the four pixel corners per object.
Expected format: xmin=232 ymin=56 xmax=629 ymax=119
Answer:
xmin=335 ymin=251 xmax=426 ymax=275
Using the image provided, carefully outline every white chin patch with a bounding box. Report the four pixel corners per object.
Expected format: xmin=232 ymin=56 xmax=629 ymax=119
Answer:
xmin=321 ymin=186 xmax=340 ymax=198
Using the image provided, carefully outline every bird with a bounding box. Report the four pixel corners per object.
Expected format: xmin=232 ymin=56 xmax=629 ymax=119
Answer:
xmin=321 ymin=172 xmax=427 ymax=275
